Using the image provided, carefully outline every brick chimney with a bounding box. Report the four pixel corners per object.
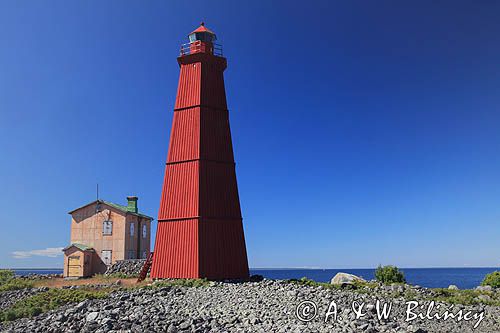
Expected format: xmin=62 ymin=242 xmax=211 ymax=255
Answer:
xmin=126 ymin=196 xmax=138 ymax=213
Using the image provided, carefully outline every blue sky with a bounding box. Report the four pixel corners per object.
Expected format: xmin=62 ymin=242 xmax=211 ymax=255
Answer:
xmin=1 ymin=1 xmax=499 ymax=269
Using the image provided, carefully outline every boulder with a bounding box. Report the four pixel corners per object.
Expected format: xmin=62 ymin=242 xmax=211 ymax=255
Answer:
xmin=86 ymin=312 xmax=99 ymax=322
xmin=330 ymin=272 xmax=366 ymax=285
xmin=476 ymin=285 xmax=493 ymax=292
xmin=249 ymin=274 xmax=264 ymax=282
xmin=477 ymin=294 xmax=491 ymax=302
xmin=448 ymin=285 xmax=459 ymax=290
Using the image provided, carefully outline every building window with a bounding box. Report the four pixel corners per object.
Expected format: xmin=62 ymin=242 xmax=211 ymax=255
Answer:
xmin=130 ymin=222 xmax=135 ymax=236
xmin=103 ymin=220 xmax=113 ymax=235
xmin=128 ymin=250 xmax=135 ymax=259
xmin=142 ymin=225 xmax=147 ymax=239
xmin=101 ymin=250 xmax=112 ymax=265
xmin=142 ymin=251 xmax=147 ymax=259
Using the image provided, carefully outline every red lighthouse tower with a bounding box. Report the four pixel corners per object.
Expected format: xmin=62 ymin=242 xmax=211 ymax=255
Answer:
xmin=151 ymin=23 xmax=250 ymax=280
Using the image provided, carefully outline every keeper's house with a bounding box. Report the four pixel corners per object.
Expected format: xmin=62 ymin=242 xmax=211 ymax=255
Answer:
xmin=63 ymin=196 xmax=153 ymax=277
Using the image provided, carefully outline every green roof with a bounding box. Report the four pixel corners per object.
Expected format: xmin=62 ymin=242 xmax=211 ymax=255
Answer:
xmin=68 ymin=199 xmax=154 ymax=220
xmin=63 ymin=243 xmax=94 ymax=252
xmin=100 ymin=200 xmax=153 ymax=219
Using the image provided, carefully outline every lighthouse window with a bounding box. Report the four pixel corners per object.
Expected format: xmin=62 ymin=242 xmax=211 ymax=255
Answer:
xmin=142 ymin=225 xmax=147 ymax=239
xmin=196 ymin=32 xmax=204 ymax=41
xmin=130 ymin=222 xmax=135 ymax=236
xmin=103 ymin=220 xmax=112 ymax=235
xmin=190 ymin=32 xmax=215 ymax=43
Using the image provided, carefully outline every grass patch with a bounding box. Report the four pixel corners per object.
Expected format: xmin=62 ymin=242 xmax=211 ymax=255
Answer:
xmin=429 ymin=288 xmax=500 ymax=306
xmin=0 ymin=288 xmax=110 ymax=322
xmin=94 ymin=273 xmax=139 ymax=279
xmin=0 ymin=270 xmax=34 ymax=293
xmin=149 ymin=278 xmax=211 ymax=288
xmin=289 ymin=277 xmax=340 ymax=289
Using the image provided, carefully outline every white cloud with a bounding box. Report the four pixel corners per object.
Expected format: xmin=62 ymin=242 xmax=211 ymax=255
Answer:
xmin=12 ymin=247 xmax=64 ymax=259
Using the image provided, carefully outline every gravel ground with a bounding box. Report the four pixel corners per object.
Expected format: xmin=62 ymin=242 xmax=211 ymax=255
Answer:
xmin=1 ymin=280 xmax=499 ymax=332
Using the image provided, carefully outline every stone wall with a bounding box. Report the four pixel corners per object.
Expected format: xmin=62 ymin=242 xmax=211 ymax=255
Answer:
xmin=104 ymin=259 xmax=145 ymax=276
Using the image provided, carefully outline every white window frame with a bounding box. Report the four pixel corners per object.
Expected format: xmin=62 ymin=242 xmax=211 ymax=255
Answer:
xmin=130 ymin=222 xmax=135 ymax=236
xmin=142 ymin=224 xmax=147 ymax=239
xmin=103 ymin=220 xmax=113 ymax=235
xmin=101 ymin=250 xmax=112 ymax=265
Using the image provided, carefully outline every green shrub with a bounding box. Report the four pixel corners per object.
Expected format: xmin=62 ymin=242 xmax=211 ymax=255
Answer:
xmin=481 ymin=271 xmax=500 ymax=288
xmin=0 ymin=288 xmax=110 ymax=322
xmin=375 ymin=265 xmax=406 ymax=284
xmin=0 ymin=270 xmax=34 ymax=292
xmin=0 ymin=280 xmax=34 ymax=293
xmin=0 ymin=270 xmax=15 ymax=284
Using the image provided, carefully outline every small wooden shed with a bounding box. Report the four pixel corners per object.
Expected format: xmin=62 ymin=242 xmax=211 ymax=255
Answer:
xmin=62 ymin=243 xmax=94 ymax=277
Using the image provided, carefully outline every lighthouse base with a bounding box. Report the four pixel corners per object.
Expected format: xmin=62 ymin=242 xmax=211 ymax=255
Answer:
xmin=151 ymin=219 xmax=249 ymax=280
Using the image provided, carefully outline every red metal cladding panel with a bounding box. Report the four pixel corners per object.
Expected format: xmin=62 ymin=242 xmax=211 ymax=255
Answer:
xmin=201 ymin=61 xmax=227 ymax=109
xmin=200 ymin=107 xmax=234 ymax=162
xmin=167 ymin=107 xmax=200 ymax=163
xmin=175 ymin=62 xmax=201 ymax=109
xmin=158 ymin=161 xmax=199 ymax=220
xmin=151 ymin=219 xmax=199 ymax=278
xmin=199 ymin=219 xmax=249 ymax=279
xmin=199 ymin=162 xmax=241 ymax=218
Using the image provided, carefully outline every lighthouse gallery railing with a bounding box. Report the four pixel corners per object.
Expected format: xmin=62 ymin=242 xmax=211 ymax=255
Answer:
xmin=179 ymin=41 xmax=223 ymax=57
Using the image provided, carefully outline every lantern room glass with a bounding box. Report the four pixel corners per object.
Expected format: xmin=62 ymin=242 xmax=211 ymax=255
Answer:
xmin=189 ymin=32 xmax=216 ymax=43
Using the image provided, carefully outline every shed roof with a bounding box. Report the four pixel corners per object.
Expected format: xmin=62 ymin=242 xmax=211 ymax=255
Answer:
xmin=63 ymin=243 xmax=94 ymax=252
xmin=68 ymin=199 xmax=154 ymax=220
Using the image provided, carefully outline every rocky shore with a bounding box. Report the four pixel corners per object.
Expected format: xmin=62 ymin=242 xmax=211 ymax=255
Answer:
xmin=2 ymin=279 xmax=499 ymax=333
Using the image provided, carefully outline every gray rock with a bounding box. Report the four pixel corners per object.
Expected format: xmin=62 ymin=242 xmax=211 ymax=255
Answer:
xmin=476 ymin=285 xmax=493 ymax=292
xmin=330 ymin=272 xmax=366 ymax=285
xmin=448 ymin=285 xmax=459 ymax=290
xmin=86 ymin=312 xmax=99 ymax=322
